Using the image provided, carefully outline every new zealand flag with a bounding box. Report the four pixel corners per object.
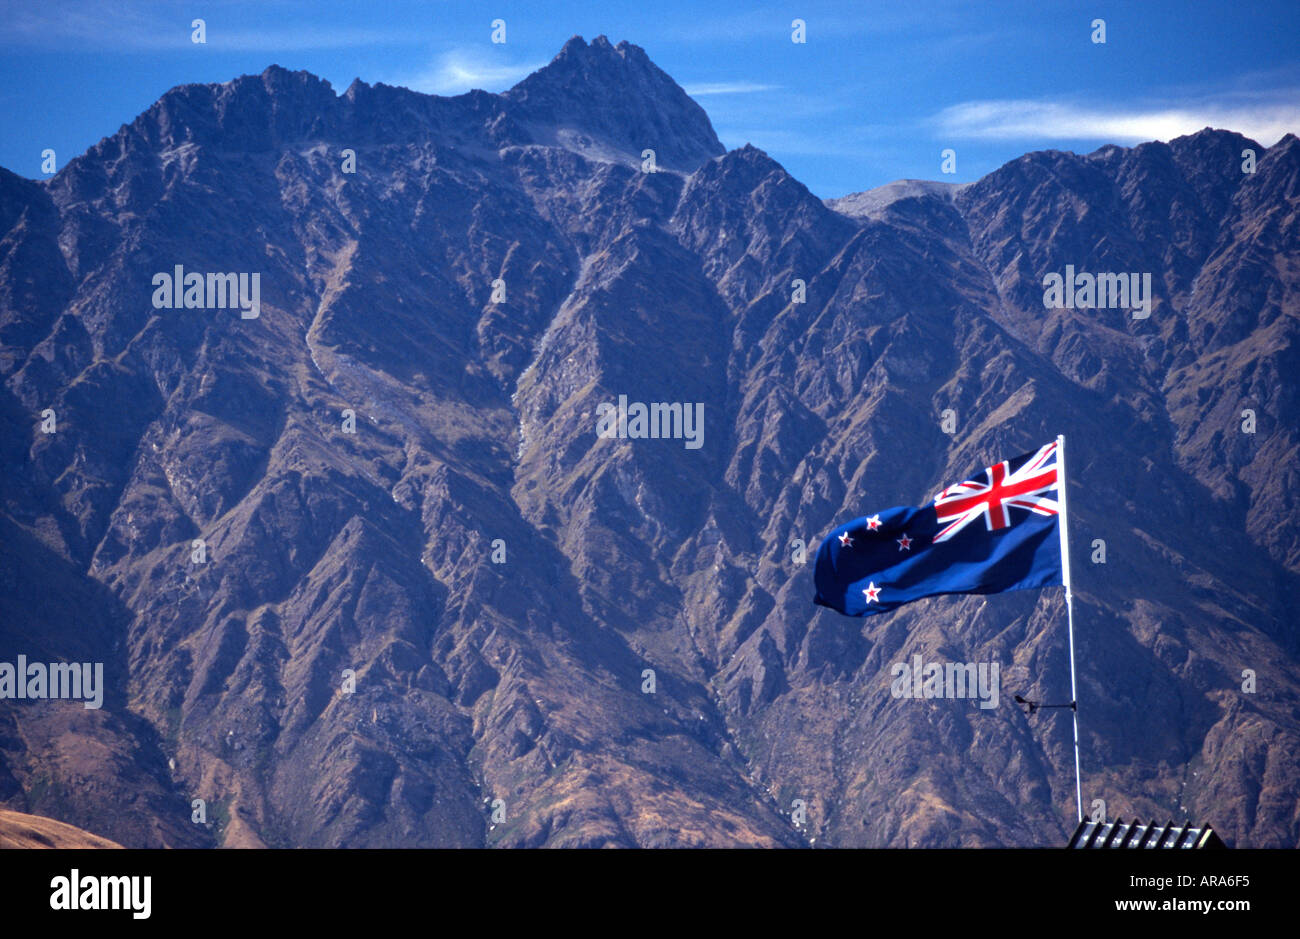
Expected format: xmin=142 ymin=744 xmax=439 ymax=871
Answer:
xmin=813 ymin=440 xmax=1064 ymax=616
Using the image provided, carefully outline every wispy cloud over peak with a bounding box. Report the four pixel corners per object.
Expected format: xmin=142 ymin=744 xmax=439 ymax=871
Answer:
xmin=398 ymin=49 xmax=545 ymax=96
xmin=934 ymin=92 xmax=1300 ymax=146
xmin=683 ymin=82 xmax=779 ymax=96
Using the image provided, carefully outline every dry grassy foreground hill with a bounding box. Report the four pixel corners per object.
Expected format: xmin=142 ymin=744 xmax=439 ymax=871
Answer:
xmin=0 ymin=809 xmax=122 ymax=849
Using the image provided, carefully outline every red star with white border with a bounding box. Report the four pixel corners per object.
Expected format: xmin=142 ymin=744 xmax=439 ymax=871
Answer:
xmin=838 ymin=532 xmax=853 ymax=547
xmin=865 ymin=514 xmax=881 ymax=531
xmin=897 ymin=533 xmax=912 ymax=551
xmin=862 ymin=582 xmax=881 ymax=603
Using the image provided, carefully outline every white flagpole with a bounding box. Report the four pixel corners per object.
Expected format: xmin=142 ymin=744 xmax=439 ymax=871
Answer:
xmin=1056 ymin=434 xmax=1083 ymax=823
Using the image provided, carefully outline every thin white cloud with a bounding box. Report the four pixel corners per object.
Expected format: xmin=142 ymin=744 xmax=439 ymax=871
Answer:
xmin=683 ymin=82 xmax=779 ymax=96
xmin=398 ymin=49 xmax=545 ymax=96
xmin=3 ymin=4 xmax=419 ymax=50
xmin=934 ymin=94 xmax=1300 ymax=146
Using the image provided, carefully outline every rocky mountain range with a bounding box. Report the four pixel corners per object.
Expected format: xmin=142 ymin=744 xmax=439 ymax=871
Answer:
xmin=1 ymin=34 xmax=1297 ymax=848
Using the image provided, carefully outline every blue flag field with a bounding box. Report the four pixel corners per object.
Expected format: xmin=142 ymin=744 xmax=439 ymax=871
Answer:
xmin=813 ymin=440 xmax=1065 ymax=617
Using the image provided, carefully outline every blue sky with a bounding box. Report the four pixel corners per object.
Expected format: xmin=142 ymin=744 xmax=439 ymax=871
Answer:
xmin=2 ymin=0 xmax=1297 ymax=198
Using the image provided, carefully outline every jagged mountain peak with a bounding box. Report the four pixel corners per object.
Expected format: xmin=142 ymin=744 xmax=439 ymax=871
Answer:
xmin=1168 ymin=125 xmax=1262 ymax=151
xmin=156 ymin=63 xmax=339 ymax=117
xmin=98 ymin=62 xmax=345 ymax=158
xmin=46 ymin=37 xmax=724 ymax=179
xmin=503 ymin=35 xmax=724 ymax=171
xmin=551 ymin=33 xmax=651 ymax=65
xmin=827 ymin=179 xmax=963 ymax=220
xmin=689 ymin=143 xmax=820 ymax=194
xmin=677 ymin=142 xmax=832 ymax=221
xmin=250 ymin=63 xmax=336 ymax=93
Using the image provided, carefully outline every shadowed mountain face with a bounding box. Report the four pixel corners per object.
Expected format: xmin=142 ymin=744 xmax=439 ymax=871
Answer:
xmin=0 ymin=35 xmax=1297 ymax=848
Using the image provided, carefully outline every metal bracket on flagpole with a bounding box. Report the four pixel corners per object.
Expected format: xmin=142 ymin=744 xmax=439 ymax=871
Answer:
xmin=1056 ymin=434 xmax=1084 ymax=824
xmin=1014 ymin=695 xmax=1077 ymax=716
